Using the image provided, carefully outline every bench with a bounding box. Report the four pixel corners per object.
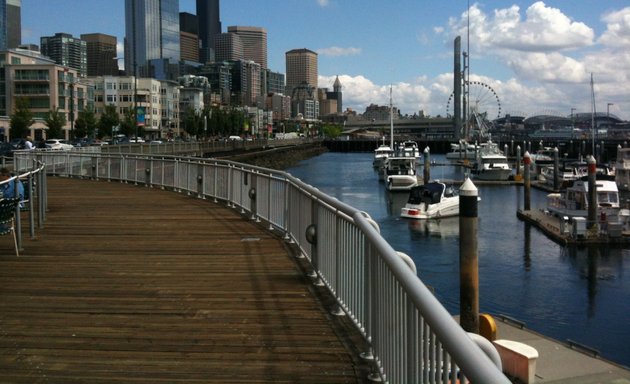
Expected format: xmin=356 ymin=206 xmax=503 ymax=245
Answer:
xmin=493 ymin=339 xmax=538 ymax=384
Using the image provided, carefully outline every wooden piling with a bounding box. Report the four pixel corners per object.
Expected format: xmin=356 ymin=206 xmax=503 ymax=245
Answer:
xmin=459 ymin=178 xmax=479 ymax=334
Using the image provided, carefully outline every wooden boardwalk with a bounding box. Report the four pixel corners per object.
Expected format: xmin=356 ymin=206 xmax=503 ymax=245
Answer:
xmin=0 ymin=177 xmax=369 ymax=383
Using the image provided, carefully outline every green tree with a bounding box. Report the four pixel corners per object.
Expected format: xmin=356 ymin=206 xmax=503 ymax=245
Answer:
xmin=44 ymin=108 xmax=66 ymax=139
xmin=98 ymin=104 xmax=120 ymax=139
xmin=9 ymin=98 xmax=34 ymax=139
xmin=183 ymin=106 xmax=202 ymax=137
xmin=120 ymin=108 xmax=136 ymax=137
xmin=75 ymin=107 xmax=97 ymax=138
xmin=321 ymin=123 xmax=343 ymax=139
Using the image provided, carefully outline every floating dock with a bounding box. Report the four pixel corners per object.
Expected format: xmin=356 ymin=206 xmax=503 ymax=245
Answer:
xmin=517 ymin=208 xmax=630 ymax=246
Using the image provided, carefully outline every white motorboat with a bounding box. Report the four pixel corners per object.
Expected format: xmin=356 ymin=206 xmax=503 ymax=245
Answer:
xmin=471 ymin=141 xmax=512 ymax=181
xmin=373 ymin=143 xmax=394 ymax=169
xmin=398 ymin=140 xmax=422 ymax=159
xmin=384 ymin=156 xmax=418 ymax=192
xmin=400 ymin=181 xmax=459 ymax=219
xmin=446 ymin=140 xmax=477 ymax=161
xmin=547 ymin=175 xmax=621 ymax=225
xmin=615 ymin=147 xmax=630 ymax=191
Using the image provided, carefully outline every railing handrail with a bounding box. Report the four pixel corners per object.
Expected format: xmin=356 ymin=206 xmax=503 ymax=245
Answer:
xmin=15 ymin=150 xmax=508 ymax=383
xmin=0 ymin=159 xmax=48 ymax=250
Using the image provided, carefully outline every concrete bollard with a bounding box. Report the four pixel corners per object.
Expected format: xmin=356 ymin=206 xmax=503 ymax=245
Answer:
xmin=459 ymin=177 xmax=479 ymax=334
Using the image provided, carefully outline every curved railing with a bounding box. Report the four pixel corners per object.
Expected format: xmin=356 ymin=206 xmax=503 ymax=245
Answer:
xmin=15 ymin=150 xmax=508 ymax=384
xmin=0 ymin=158 xmax=48 ymax=251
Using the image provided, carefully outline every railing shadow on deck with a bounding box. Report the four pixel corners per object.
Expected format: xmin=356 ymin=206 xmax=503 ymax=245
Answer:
xmin=15 ymin=150 xmax=509 ymax=384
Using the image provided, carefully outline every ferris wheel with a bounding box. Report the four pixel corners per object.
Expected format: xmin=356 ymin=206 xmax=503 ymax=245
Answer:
xmin=446 ymin=80 xmax=502 ymax=120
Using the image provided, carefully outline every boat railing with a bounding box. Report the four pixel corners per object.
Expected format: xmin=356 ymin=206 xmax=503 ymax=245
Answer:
xmin=15 ymin=150 xmax=509 ymax=384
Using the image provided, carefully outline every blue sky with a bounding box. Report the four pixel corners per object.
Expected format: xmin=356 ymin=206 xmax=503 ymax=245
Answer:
xmin=20 ymin=0 xmax=630 ymax=120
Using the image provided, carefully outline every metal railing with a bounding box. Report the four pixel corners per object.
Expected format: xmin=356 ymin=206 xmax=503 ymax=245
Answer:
xmin=15 ymin=150 xmax=508 ymax=384
xmin=0 ymin=159 xmax=48 ymax=251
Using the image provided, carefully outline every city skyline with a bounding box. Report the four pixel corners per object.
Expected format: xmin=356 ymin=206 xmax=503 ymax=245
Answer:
xmin=19 ymin=0 xmax=630 ymax=120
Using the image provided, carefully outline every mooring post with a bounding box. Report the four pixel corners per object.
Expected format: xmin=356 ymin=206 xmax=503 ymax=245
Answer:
xmin=423 ymin=146 xmax=430 ymax=184
xmin=459 ymin=177 xmax=479 ymax=334
xmin=553 ymin=147 xmax=560 ymax=191
xmin=524 ymin=151 xmax=531 ymax=211
xmin=516 ymin=145 xmax=521 ymax=176
xmin=587 ymin=155 xmax=597 ymax=230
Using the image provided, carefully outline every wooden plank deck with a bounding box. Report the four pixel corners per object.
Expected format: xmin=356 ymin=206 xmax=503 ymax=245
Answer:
xmin=0 ymin=177 xmax=369 ymax=383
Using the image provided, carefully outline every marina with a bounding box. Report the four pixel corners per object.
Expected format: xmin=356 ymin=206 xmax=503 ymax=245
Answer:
xmin=287 ymin=151 xmax=630 ymax=370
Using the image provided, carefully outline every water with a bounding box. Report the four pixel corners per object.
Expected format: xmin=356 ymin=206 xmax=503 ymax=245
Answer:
xmin=287 ymin=151 xmax=630 ymax=368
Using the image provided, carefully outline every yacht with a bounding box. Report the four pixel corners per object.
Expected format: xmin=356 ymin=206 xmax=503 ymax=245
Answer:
xmin=446 ymin=140 xmax=477 ymax=161
xmin=373 ymin=142 xmax=394 ymax=169
xmin=471 ymin=141 xmax=512 ymax=181
xmin=547 ymin=175 xmax=622 ymax=226
xmin=615 ymin=147 xmax=630 ymax=191
xmin=400 ymin=181 xmax=459 ymax=219
xmin=383 ymin=156 xmax=418 ymax=192
xmin=398 ymin=140 xmax=422 ymax=159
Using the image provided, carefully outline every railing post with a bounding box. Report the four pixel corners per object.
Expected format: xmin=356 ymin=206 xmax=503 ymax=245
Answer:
xmin=248 ymin=173 xmax=258 ymax=221
xmin=197 ymin=163 xmax=204 ymax=199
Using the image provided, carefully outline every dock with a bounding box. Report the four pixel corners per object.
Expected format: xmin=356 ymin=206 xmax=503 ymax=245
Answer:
xmin=1 ymin=176 xmax=629 ymax=382
xmin=517 ymin=208 xmax=630 ymax=246
xmin=0 ymin=177 xmax=370 ymax=383
xmin=491 ymin=315 xmax=630 ymax=383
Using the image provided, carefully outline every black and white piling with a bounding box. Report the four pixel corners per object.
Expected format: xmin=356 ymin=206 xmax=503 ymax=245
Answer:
xmin=553 ymin=147 xmax=560 ymax=191
xmin=423 ymin=146 xmax=431 ymax=184
xmin=524 ymin=151 xmax=531 ymax=210
xmin=459 ymin=178 xmax=479 ymax=334
xmin=516 ymin=145 xmax=521 ymax=176
xmin=587 ymin=155 xmax=597 ymax=230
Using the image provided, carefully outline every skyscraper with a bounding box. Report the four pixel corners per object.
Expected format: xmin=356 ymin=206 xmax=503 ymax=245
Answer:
xmin=214 ymin=33 xmax=243 ymax=62
xmin=0 ymin=0 xmax=21 ymax=50
xmin=285 ymin=48 xmax=318 ymax=92
xmin=227 ymin=26 xmax=267 ymax=69
xmin=196 ymin=0 xmax=221 ymax=63
xmin=81 ymin=33 xmax=118 ymax=76
xmin=40 ymin=33 xmax=87 ymax=77
xmin=179 ymin=12 xmax=199 ymax=62
xmin=125 ymin=0 xmax=180 ymax=78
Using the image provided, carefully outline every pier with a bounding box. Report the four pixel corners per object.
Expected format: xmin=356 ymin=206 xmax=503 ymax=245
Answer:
xmin=0 ymin=178 xmax=370 ymax=383
xmin=3 ymin=149 xmax=630 ymax=382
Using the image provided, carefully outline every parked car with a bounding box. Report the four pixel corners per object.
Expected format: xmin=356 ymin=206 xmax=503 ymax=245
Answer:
xmin=44 ymin=139 xmax=74 ymax=150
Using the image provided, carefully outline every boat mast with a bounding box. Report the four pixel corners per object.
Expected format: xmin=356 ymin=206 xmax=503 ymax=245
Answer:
xmin=390 ymin=85 xmax=394 ymax=149
xmin=590 ymin=73 xmax=596 ymax=157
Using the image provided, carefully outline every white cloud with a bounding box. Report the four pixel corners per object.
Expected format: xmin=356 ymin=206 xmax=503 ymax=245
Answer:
xmin=317 ymin=0 xmax=329 ymax=7
xmin=447 ymin=2 xmax=594 ymax=53
xmin=599 ymin=7 xmax=630 ymax=48
xmin=316 ymin=46 xmax=362 ymax=57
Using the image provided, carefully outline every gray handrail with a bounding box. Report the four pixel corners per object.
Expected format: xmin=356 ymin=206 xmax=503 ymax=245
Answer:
xmin=15 ymin=150 xmax=508 ymax=383
xmin=0 ymin=159 xmax=48 ymax=251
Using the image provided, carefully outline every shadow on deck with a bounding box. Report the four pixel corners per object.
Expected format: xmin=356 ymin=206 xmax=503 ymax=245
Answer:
xmin=0 ymin=177 xmax=370 ymax=383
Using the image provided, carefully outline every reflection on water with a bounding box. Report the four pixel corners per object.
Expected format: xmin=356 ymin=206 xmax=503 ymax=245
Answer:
xmin=287 ymin=152 xmax=630 ymax=368
xmin=407 ymin=217 xmax=460 ymax=238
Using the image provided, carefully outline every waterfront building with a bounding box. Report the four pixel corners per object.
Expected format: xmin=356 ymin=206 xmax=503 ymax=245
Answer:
xmin=125 ymin=0 xmax=180 ymax=79
xmin=229 ymin=60 xmax=261 ymax=107
xmin=285 ymin=48 xmax=318 ymax=96
xmin=198 ymin=61 xmax=232 ymax=105
xmin=214 ymin=32 xmax=243 ymax=62
xmin=227 ymin=26 xmax=267 ymax=69
xmin=265 ymin=69 xmax=285 ymax=95
xmin=0 ymin=49 xmax=91 ymax=140
xmin=196 ymin=0 xmax=221 ymax=63
xmin=81 ymin=33 xmax=118 ymax=77
xmin=40 ymin=33 xmax=87 ymax=78
xmin=87 ymin=75 xmax=180 ymax=139
xmin=261 ymin=93 xmax=291 ymax=124
xmin=179 ymin=12 xmax=199 ymax=63
xmin=0 ymin=0 xmax=20 ymax=50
